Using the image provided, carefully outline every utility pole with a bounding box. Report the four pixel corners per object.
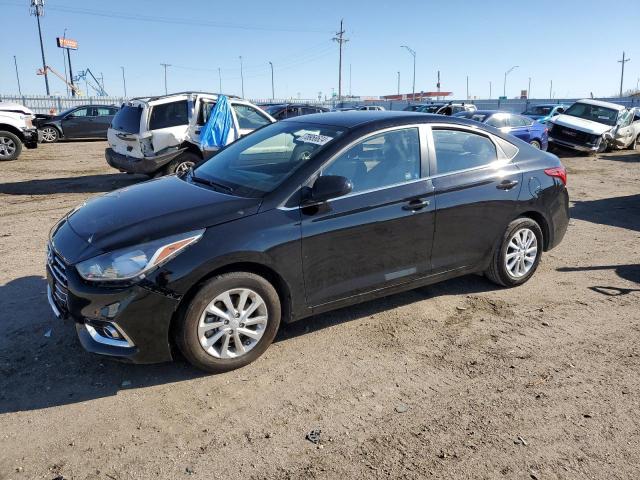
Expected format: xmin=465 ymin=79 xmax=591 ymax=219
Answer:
xmin=269 ymin=61 xmax=275 ymax=100
xmin=239 ymin=56 xmax=244 ymax=97
xmin=489 ymin=81 xmax=492 ymax=100
xmin=549 ymin=80 xmax=553 ymax=99
xmin=160 ymin=63 xmax=171 ymax=95
xmin=349 ymin=63 xmax=352 ymax=97
xmin=401 ymin=45 xmax=416 ymax=101
xmin=528 ymin=77 xmax=531 ymax=99
xmin=466 ymin=75 xmax=469 ymax=99
xmin=332 ymin=19 xmax=348 ymax=101
xmin=397 ymin=71 xmax=400 ymax=96
xmin=218 ymin=67 xmax=222 ymax=92
xmin=503 ymin=65 xmax=519 ymax=98
xmin=437 ymin=70 xmax=441 ymax=100
xmin=121 ymin=66 xmax=127 ymax=98
xmin=617 ymin=51 xmax=630 ymax=97
xmin=30 ymin=0 xmax=50 ymax=95
xmin=13 ymin=56 xmax=22 ymax=95
xmin=62 ymin=28 xmax=68 ymax=96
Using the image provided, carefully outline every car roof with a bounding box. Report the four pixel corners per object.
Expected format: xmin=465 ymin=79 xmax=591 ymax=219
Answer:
xmin=574 ymin=98 xmax=625 ymax=110
xmin=282 ymin=110 xmax=476 ymax=128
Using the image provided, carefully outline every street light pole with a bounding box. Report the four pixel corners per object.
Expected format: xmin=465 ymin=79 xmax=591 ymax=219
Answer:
xmin=489 ymin=81 xmax=492 ymax=100
xmin=466 ymin=75 xmax=469 ymax=100
xmin=239 ymin=56 xmax=244 ymax=98
xmin=121 ymin=66 xmax=127 ymax=98
xmin=528 ymin=77 xmax=531 ymax=99
xmin=401 ymin=45 xmax=416 ymax=101
xmin=397 ymin=71 xmax=400 ymax=96
xmin=549 ymin=80 xmax=553 ymax=99
xmin=503 ymin=65 xmax=519 ymax=98
xmin=62 ymin=28 xmax=68 ymax=96
xmin=218 ymin=67 xmax=222 ymax=92
xmin=160 ymin=63 xmax=171 ymax=95
xmin=269 ymin=61 xmax=274 ymax=100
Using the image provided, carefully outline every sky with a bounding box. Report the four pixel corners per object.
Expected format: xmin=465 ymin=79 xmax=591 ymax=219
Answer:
xmin=1 ymin=0 xmax=638 ymax=100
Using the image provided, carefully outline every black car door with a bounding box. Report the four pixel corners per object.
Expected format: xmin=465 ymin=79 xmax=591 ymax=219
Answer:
xmin=60 ymin=107 xmax=92 ymax=138
xmin=300 ymin=126 xmax=435 ymax=307
xmin=428 ymin=126 xmax=523 ymax=272
xmin=92 ymin=107 xmax=117 ymax=138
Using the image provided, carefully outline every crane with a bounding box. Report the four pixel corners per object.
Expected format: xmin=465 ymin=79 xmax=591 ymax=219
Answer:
xmin=37 ymin=66 xmax=82 ymax=96
xmin=75 ymin=68 xmax=108 ymax=96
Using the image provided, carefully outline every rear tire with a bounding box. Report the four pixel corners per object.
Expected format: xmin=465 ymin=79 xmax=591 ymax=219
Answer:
xmin=628 ymin=134 xmax=639 ymax=150
xmin=0 ymin=131 xmax=22 ymax=161
xmin=176 ymin=272 xmax=281 ymax=373
xmin=529 ymin=140 xmax=541 ymax=150
xmin=485 ymin=218 xmax=543 ymax=287
xmin=163 ymin=152 xmax=201 ymax=176
xmin=40 ymin=126 xmax=60 ymax=143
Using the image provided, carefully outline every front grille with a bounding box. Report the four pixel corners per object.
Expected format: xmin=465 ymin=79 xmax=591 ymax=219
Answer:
xmin=550 ymin=124 xmax=598 ymax=145
xmin=47 ymin=244 xmax=69 ymax=312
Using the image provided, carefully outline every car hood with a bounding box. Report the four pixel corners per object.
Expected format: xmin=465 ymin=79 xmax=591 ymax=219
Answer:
xmin=62 ymin=175 xmax=261 ymax=262
xmin=0 ymin=102 xmax=34 ymax=115
xmin=551 ymin=114 xmax=613 ymax=135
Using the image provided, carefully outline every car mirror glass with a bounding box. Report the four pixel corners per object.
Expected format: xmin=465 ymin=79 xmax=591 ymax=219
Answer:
xmin=310 ymin=175 xmax=352 ymax=203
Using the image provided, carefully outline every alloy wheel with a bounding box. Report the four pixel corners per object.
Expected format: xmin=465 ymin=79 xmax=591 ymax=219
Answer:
xmin=197 ymin=288 xmax=268 ymax=359
xmin=505 ymin=228 xmax=538 ymax=278
xmin=0 ymin=136 xmax=17 ymax=159
xmin=41 ymin=127 xmax=58 ymax=142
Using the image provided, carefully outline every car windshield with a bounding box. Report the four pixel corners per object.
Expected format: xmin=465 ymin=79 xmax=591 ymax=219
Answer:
xmin=192 ymin=122 xmax=346 ymax=197
xmin=523 ymin=106 xmax=553 ymax=115
xmin=564 ymin=103 xmax=619 ymax=126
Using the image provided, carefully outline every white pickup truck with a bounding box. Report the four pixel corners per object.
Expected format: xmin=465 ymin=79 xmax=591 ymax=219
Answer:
xmin=548 ymin=99 xmax=640 ymax=153
xmin=105 ymin=92 xmax=275 ymax=176
xmin=0 ymin=102 xmax=39 ymax=161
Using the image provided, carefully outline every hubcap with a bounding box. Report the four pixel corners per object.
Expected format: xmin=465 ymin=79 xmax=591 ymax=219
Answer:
xmin=42 ymin=128 xmax=57 ymax=142
xmin=175 ymin=161 xmax=194 ymax=175
xmin=0 ymin=136 xmax=16 ymax=158
xmin=531 ymin=141 xmax=540 ymax=149
xmin=505 ymin=228 xmax=538 ymax=278
xmin=197 ymin=288 xmax=268 ymax=359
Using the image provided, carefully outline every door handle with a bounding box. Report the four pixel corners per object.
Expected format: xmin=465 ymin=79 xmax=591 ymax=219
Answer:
xmin=496 ymin=179 xmax=519 ymax=190
xmin=402 ymin=198 xmax=430 ymax=211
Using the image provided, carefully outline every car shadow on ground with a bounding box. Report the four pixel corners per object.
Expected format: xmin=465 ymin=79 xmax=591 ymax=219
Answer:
xmin=570 ymin=193 xmax=640 ymax=232
xmin=0 ymin=173 xmax=148 ymax=195
xmin=557 ymin=264 xmax=640 ymax=296
xmin=0 ymin=273 xmax=497 ymax=414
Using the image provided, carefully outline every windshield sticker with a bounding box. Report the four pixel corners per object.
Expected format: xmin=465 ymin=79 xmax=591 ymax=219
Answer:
xmin=598 ymin=116 xmax=610 ymax=120
xmin=298 ymin=133 xmax=333 ymax=146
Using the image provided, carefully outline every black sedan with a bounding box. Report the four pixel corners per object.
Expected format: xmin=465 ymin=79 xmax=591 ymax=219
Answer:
xmin=262 ymin=104 xmax=328 ymax=120
xmin=37 ymin=105 xmax=119 ymax=143
xmin=46 ymin=112 xmax=569 ymax=372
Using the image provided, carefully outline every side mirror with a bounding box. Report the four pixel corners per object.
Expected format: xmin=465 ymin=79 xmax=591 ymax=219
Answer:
xmin=310 ymin=175 xmax=352 ymax=203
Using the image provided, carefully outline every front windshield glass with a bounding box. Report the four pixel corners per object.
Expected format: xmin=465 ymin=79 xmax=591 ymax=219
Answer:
xmin=523 ymin=106 xmax=552 ymax=116
xmin=564 ymin=103 xmax=618 ymax=126
xmin=192 ymin=122 xmax=346 ymax=197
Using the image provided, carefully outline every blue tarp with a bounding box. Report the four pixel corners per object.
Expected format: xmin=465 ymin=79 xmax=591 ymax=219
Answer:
xmin=200 ymin=95 xmax=236 ymax=149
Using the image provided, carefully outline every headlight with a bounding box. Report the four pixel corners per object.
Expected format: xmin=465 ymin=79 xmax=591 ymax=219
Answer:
xmin=76 ymin=230 xmax=204 ymax=281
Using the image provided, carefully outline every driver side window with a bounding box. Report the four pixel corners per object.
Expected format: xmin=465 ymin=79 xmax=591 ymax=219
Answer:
xmin=322 ymin=128 xmax=421 ymax=194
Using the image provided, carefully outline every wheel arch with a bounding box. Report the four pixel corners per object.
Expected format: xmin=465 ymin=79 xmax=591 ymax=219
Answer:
xmin=0 ymin=124 xmax=25 ymax=142
xmin=41 ymin=123 xmax=63 ymax=136
xmin=168 ymin=260 xmax=293 ymax=354
xmin=517 ymin=210 xmax=550 ymax=250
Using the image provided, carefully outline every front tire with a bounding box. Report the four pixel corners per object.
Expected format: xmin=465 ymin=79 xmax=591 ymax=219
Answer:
xmin=40 ymin=126 xmax=60 ymax=143
xmin=176 ymin=272 xmax=281 ymax=373
xmin=0 ymin=131 xmax=22 ymax=161
xmin=485 ymin=218 xmax=543 ymax=287
xmin=529 ymin=139 xmax=541 ymax=150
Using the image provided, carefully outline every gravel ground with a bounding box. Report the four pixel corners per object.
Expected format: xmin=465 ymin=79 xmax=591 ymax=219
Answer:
xmin=0 ymin=141 xmax=639 ymax=480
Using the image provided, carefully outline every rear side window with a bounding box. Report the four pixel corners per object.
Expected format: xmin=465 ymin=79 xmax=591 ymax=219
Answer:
xmin=149 ymin=100 xmax=189 ymax=130
xmin=197 ymin=101 xmax=217 ymax=125
xmin=233 ymin=105 xmax=271 ymax=129
xmin=486 ymin=115 xmax=507 ymax=128
xmin=111 ymin=105 xmax=142 ymax=133
xmin=96 ymin=107 xmax=113 ymax=116
xmin=509 ymin=115 xmax=530 ymax=127
xmin=432 ymin=129 xmax=497 ymax=175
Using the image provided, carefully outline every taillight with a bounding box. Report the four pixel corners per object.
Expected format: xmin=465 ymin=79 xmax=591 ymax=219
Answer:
xmin=544 ymin=166 xmax=567 ymax=185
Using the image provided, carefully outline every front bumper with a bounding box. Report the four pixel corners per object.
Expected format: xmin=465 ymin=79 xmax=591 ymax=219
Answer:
xmin=22 ymin=128 xmax=39 ymax=149
xmin=548 ymin=136 xmax=599 ymax=153
xmin=46 ymin=256 xmax=180 ymax=364
xmin=105 ymin=147 xmax=184 ymax=175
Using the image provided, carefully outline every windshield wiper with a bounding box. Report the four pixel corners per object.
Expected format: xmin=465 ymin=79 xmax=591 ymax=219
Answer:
xmin=190 ymin=173 xmax=234 ymax=194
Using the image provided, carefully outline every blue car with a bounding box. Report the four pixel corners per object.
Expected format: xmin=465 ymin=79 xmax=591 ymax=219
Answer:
xmin=522 ymin=104 xmax=568 ymax=125
xmin=454 ymin=110 xmax=549 ymax=150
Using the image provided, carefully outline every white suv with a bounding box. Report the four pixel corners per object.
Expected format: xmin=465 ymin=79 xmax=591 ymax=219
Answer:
xmin=0 ymin=102 xmax=39 ymax=161
xmin=105 ymin=92 xmax=275 ymax=176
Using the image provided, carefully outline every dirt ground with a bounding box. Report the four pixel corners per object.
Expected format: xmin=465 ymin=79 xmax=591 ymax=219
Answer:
xmin=0 ymin=140 xmax=639 ymax=480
